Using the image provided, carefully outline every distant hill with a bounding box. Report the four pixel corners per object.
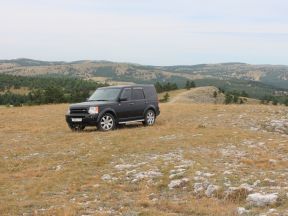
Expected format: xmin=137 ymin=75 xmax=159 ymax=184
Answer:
xmin=0 ymin=58 xmax=288 ymax=99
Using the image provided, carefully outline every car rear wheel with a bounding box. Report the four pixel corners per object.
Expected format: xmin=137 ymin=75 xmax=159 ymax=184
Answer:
xmin=68 ymin=123 xmax=85 ymax=131
xmin=143 ymin=110 xmax=156 ymax=126
xmin=98 ymin=113 xmax=115 ymax=131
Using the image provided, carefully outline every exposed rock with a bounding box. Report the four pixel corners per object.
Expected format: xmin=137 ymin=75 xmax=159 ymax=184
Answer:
xmin=195 ymin=171 xmax=215 ymax=177
xmin=223 ymin=170 xmax=232 ymax=175
xmin=101 ymin=174 xmax=112 ymax=181
xmin=168 ymin=178 xmax=189 ymax=189
xmin=269 ymin=159 xmax=277 ymax=164
xmin=247 ymin=193 xmax=278 ymax=207
xmin=174 ymin=161 xmax=194 ymax=169
xmin=159 ymin=135 xmax=177 ymax=140
xmin=253 ymin=180 xmax=261 ymax=187
xmin=237 ymin=207 xmax=250 ymax=215
xmin=55 ymin=165 xmax=62 ymax=171
xmin=172 ymin=168 xmax=186 ymax=173
xmin=115 ymin=164 xmax=137 ymax=171
xmin=131 ymin=170 xmax=162 ymax=183
xmin=169 ymin=172 xmax=185 ymax=179
xmin=239 ymin=183 xmax=254 ymax=192
xmin=203 ymin=173 xmax=215 ymax=177
xmin=264 ymin=119 xmax=288 ymax=134
xmin=267 ymin=208 xmax=278 ymax=214
xmin=205 ymin=184 xmax=220 ymax=197
xmin=170 ymin=86 xmax=225 ymax=104
xmin=148 ymin=193 xmax=157 ymax=200
xmin=225 ymin=186 xmax=251 ymax=201
xmin=194 ymin=183 xmax=204 ymax=193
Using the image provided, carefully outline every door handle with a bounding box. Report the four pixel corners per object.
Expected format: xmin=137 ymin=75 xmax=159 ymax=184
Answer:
xmin=129 ymin=102 xmax=134 ymax=105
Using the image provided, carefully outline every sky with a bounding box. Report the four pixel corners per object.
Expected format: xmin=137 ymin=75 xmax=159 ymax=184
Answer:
xmin=0 ymin=0 xmax=288 ymax=65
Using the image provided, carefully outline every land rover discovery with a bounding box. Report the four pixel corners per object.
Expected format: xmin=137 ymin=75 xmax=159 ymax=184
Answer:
xmin=65 ymin=85 xmax=160 ymax=131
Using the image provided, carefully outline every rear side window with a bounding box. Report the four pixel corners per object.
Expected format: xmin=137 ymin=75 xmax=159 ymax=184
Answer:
xmin=132 ymin=88 xmax=145 ymax=100
xmin=143 ymin=86 xmax=157 ymax=100
xmin=121 ymin=88 xmax=132 ymax=100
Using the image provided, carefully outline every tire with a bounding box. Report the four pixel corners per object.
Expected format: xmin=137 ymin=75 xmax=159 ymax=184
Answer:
xmin=97 ymin=113 xmax=116 ymax=131
xmin=143 ymin=109 xmax=156 ymax=126
xmin=68 ymin=123 xmax=85 ymax=131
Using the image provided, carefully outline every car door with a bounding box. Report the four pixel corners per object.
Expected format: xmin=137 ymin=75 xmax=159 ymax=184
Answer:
xmin=131 ymin=87 xmax=146 ymax=119
xmin=117 ymin=88 xmax=134 ymax=121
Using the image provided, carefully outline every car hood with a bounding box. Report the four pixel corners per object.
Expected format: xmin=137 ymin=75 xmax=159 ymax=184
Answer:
xmin=69 ymin=101 xmax=116 ymax=109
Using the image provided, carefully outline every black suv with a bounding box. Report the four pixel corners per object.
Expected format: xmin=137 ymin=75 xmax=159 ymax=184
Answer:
xmin=66 ymin=85 xmax=160 ymax=131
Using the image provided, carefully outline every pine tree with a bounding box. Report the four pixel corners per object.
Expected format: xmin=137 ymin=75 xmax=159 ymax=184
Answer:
xmin=225 ymin=94 xmax=233 ymax=104
xmin=285 ymin=98 xmax=288 ymax=106
xmin=272 ymin=98 xmax=278 ymax=105
xmin=163 ymin=92 xmax=170 ymax=102
xmin=189 ymin=81 xmax=196 ymax=88
xmin=185 ymin=80 xmax=191 ymax=90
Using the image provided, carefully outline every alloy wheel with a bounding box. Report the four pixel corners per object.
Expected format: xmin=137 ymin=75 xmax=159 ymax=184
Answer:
xmin=100 ymin=115 xmax=114 ymax=131
xmin=146 ymin=111 xmax=155 ymax=125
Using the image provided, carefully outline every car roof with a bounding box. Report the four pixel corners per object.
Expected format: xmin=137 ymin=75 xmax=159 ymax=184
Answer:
xmin=98 ymin=84 xmax=154 ymax=89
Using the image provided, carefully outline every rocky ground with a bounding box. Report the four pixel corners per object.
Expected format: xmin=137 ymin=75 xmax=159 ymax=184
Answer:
xmin=170 ymin=86 xmax=225 ymax=104
xmin=0 ymin=103 xmax=287 ymax=215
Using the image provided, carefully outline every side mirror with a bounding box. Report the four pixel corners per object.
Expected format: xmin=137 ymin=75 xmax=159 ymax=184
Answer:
xmin=119 ymin=97 xmax=128 ymax=102
xmin=86 ymin=98 xmax=90 ymax=101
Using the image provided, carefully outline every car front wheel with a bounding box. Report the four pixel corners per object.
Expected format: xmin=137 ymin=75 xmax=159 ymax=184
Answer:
xmin=143 ymin=110 xmax=156 ymax=126
xmin=98 ymin=113 xmax=115 ymax=131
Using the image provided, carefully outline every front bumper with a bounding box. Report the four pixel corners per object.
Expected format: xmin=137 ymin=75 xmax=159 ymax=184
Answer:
xmin=65 ymin=114 xmax=99 ymax=126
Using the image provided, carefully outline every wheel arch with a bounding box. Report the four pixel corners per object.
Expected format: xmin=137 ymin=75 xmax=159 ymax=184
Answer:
xmin=97 ymin=108 xmax=118 ymax=122
xmin=143 ymin=105 xmax=156 ymax=116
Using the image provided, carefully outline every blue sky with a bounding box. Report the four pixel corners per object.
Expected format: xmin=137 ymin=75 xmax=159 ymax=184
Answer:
xmin=0 ymin=0 xmax=287 ymax=65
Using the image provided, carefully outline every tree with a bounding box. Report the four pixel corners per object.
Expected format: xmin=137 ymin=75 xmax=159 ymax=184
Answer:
xmin=185 ymin=80 xmax=191 ymax=90
xmin=185 ymin=80 xmax=196 ymax=90
xmin=163 ymin=92 xmax=170 ymax=102
xmin=159 ymin=92 xmax=170 ymax=103
xmin=0 ymin=74 xmax=107 ymax=105
xmin=28 ymin=89 xmax=45 ymax=104
xmin=189 ymin=81 xmax=196 ymax=88
xmin=225 ymin=94 xmax=233 ymax=104
xmin=44 ymin=86 xmax=65 ymax=104
xmin=233 ymin=94 xmax=239 ymax=103
xmin=272 ymin=98 xmax=278 ymax=106
xmin=241 ymin=91 xmax=249 ymax=97
xmin=154 ymin=82 xmax=162 ymax=93
xmin=154 ymin=82 xmax=178 ymax=93
xmin=219 ymin=88 xmax=225 ymax=94
xmin=284 ymin=98 xmax=288 ymax=106
xmin=260 ymin=95 xmax=270 ymax=105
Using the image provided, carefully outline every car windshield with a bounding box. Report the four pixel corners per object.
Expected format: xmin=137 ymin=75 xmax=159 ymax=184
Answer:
xmin=88 ymin=88 xmax=121 ymax=101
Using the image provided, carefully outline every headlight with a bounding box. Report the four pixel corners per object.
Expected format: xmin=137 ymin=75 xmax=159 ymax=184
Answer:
xmin=88 ymin=106 xmax=99 ymax=114
xmin=67 ymin=108 xmax=70 ymax=115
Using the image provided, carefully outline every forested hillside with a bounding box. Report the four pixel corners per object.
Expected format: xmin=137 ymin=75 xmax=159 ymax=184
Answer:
xmin=0 ymin=74 xmax=107 ymax=106
xmin=1 ymin=59 xmax=287 ymax=89
xmin=1 ymin=59 xmax=288 ymax=106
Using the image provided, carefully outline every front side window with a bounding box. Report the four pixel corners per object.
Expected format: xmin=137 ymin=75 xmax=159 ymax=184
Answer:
xmin=88 ymin=88 xmax=121 ymax=101
xmin=121 ymin=88 xmax=132 ymax=100
xmin=132 ymin=88 xmax=145 ymax=100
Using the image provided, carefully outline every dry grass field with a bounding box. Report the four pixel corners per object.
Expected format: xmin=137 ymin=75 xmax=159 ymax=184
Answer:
xmin=0 ymin=103 xmax=288 ymax=215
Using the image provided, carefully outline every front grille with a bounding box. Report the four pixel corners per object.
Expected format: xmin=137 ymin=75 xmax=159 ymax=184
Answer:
xmin=70 ymin=108 xmax=88 ymax=114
